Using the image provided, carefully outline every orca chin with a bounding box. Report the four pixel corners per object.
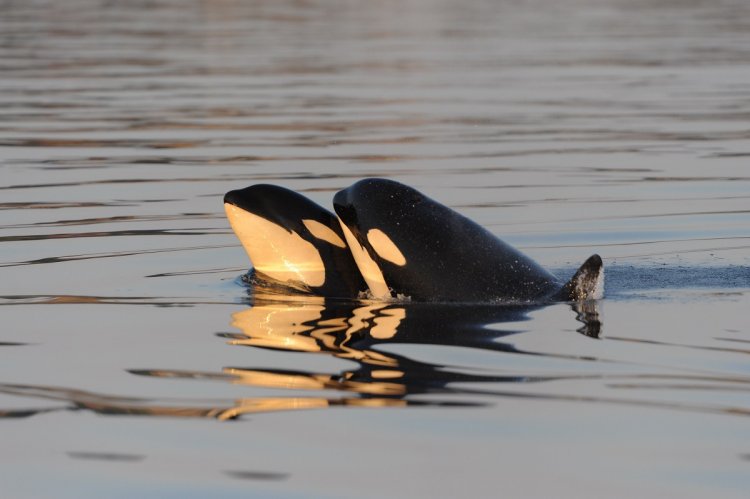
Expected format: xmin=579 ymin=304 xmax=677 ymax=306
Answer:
xmin=224 ymin=179 xmax=603 ymax=303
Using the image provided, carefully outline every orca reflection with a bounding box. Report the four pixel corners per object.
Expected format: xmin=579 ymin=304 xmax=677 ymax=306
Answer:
xmin=3 ymin=297 xmax=748 ymax=421
xmin=214 ymin=293 xmax=602 ymax=403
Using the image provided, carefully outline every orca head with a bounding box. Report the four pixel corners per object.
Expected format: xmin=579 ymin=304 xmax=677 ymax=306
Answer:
xmin=333 ymin=178 xmax=426 ymax=299
xmin=224 ymin=184 xmax=365 ymax=297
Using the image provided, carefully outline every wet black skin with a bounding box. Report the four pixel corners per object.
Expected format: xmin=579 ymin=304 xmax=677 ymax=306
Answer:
xmin=333 ymin=178 xmax=564 ymax=302
xmin=224 ymin=184 xmax=366 ymax=298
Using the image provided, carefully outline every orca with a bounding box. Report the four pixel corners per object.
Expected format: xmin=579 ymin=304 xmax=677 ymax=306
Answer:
xmin=224 ymin=184 xmax=366 ymax=297
xmin=224 ymin=179 xmax=603 ymax=303
xmin=333 ymin=178 xmax=603 ymax=302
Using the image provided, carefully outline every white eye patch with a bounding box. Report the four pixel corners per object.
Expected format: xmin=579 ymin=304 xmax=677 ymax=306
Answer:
xmin=225 ymin=203 xmax=325 ymax=287
xmin=366 ymin=229 xmax=406 ymax=266
xmin=302 ymin=219 xmax=346 ymax=248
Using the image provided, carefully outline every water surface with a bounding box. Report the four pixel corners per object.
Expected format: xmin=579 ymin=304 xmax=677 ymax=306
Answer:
xmin=1 ymin=0 xmax=749 ymax=497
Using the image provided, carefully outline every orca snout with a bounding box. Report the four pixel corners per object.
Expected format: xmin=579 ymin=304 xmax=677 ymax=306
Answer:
xmin=332 ymin=188 xmax=347 ymax=212
xmin=332 ymin=189 xmax=358 ymax=227
xmin=223 ymin=184 xmax=280 ymax=214
xmin=223 ymin=189 xmax=243 ymax=207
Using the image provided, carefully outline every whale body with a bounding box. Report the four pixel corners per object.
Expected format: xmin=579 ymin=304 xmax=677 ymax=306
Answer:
xmin=224 ymin=179 xmax=603 ymax=303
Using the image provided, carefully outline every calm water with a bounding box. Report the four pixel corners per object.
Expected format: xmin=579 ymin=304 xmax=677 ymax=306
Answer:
xmin=2 ymin=0 xmax=750 ymax=497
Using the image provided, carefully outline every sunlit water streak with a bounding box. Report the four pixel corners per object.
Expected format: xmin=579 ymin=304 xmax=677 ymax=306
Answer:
xmin=1 ymin=0 xmax=750 ymax=497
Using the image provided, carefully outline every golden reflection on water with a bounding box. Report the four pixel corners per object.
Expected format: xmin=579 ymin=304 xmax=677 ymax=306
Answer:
xmin=4 ymin=296 xmax=750 ymax=421
xmin=228 ymin=300 xmax=405 ymax=367
xmin=0 ymin=298 xmax=521 ymax=420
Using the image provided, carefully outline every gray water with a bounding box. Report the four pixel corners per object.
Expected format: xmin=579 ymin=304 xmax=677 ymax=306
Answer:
xmin=1 ymin=0 xmax=750 ymax=497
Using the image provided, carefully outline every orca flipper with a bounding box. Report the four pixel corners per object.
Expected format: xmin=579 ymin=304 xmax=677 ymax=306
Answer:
xmin=554 ymin=254 xmax=604 ymax=301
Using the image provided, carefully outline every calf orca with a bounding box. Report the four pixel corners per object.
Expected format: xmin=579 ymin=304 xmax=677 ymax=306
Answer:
xmin=224 ymin=179 xmax=603 ymax=303
xmin=224 ymin=184 xmax=365 ymax=297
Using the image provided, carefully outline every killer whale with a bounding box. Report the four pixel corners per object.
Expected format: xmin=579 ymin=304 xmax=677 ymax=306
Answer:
xmin=224 ymin=179 xmax=603 ymax=303
xmin=333 ymin=178 xmax=602 ymax=302
xmin=224 ymin=184 xmax=365 ymax=297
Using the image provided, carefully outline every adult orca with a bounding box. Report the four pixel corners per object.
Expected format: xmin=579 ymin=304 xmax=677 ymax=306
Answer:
xmin=333 ymin=178 xmax=603 ymax=302
xmin=224 ymin=179 xmax=603 ymax=303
